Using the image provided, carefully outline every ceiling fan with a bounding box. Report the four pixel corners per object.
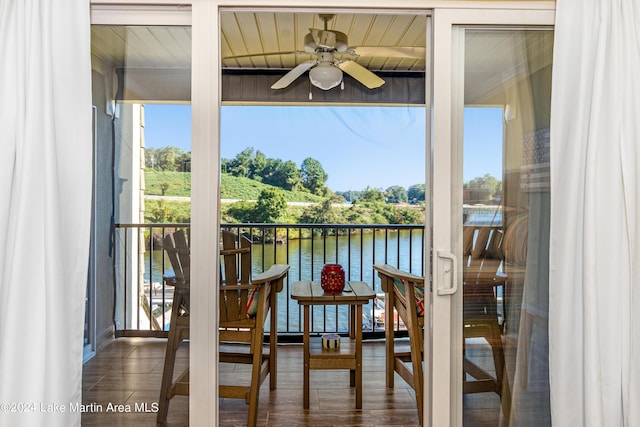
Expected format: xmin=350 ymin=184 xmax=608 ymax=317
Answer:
xmin=222 ymin=14 xmax=425 ymax=91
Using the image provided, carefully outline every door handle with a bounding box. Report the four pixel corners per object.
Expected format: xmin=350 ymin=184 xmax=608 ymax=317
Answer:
xmin=436 ymin=250 xmax=458 ymax=295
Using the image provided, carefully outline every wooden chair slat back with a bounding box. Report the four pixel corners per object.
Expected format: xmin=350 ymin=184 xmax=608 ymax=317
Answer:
xmin=222 ymin=231 xmax=239 ymax=286
xmin=463 ymin=226 xmax=475 ymax=257
xmin=486 ymin=228 xmax=504 ymax=261
xmin=221 ymin=290 xmax=241 ymax=321
xmin=220 ymin=230 xmax=254 ymax=323
xmin=463 ymin=225 xmax=505 ymax=319
xmin=463 ymin=226 xmax=504 ymax=268
xmin=164 ymin=229 xmax=190 ymax=283
xmin=175 ymin=230 xmax=190 ymax=280
xmin=472 ymin=227 xmax=491 ymax=260
xmin=221 ymin=230 xmax=252 ymax=285
xmin=239 ymin=236 xmax=251 ymax=284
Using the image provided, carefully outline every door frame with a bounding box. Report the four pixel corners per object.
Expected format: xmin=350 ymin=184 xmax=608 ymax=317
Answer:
xmin=90 ymin=1 xmax=555 ymax=425
xmin=430 ymin=7 xmax=554 ymax=426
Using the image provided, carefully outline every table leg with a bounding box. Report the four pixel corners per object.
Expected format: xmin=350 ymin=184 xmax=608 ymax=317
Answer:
xmin=349 ymin=304 xmax=355 ymax=339
xmin=349 ymin=303 xmax=356 ymax=387
xmin=270 ymin=285 xmax=278 ymax=390
xmin=303 ymin=304 xmax=310 ymax=409
xmin=356 ymin=304 xmax=363 ymax=409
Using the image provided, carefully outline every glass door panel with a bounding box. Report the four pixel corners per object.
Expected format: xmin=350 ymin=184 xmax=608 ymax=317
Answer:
xmin=218 ymin=9 xmax=429 ymax=426
xmin=90 ymin=21 xmax=192 ymax=423
xmin=459 ymin=28 xmax=553 ymax=426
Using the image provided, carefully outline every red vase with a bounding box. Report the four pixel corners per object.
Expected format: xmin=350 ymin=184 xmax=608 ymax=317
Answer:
xmin=321 ymin=264 xmax=345 ymax=293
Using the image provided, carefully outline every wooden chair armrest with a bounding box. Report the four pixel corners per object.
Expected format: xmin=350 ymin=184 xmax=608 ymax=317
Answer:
xmin=251 ymin=264 xmax=290 ymax=293
xmin=221 ymin=283 xmax=261 ymax=291
xmin=463 ymin=271 xmax=507 ymax=286
xmin=220 ymin=247 xmax=251 ymax=256
xmin=374 ymin=264 xmax=425 ymax=287
xmin=163 ymin=275 xmax=189 ymax=290
xmin=463 ymin=282 xmax=501 ymax=293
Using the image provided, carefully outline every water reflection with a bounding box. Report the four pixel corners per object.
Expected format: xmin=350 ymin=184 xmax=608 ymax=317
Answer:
xmin=144 ymin=229 xmax=425 ymax=333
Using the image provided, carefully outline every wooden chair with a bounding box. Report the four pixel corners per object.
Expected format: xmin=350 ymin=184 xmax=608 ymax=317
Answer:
xmin=141 ymin=294 xmax=162 ymax=331
xmin=156 ymin=229 xmax=289 ymax=426
xmin=218 ymin=230 xmax=289 ymax=426
xmin=374 ymin=225 xmax=511 ymax=424
xmin=462 ymin=225 xmax=510 ymax=418
xmin=374 ymin=264 xmax=425 ymax=426
xmin=157 ymin=229 xmax=190 ymax=425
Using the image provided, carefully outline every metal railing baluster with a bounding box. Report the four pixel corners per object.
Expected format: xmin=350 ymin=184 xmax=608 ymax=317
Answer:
xmin=113 ymin=222 xmax=426 ymax=337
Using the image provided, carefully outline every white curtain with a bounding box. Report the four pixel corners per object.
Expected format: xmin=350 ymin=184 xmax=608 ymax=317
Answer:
xmin=0 ymin=1 xmax=92 ymax=426
xmin=549 ymin=0 xmax=640 ymax=426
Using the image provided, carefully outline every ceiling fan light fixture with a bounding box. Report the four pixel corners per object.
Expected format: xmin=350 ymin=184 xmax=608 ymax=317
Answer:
xmin=309 ymin=63 xmax=343 ymax=90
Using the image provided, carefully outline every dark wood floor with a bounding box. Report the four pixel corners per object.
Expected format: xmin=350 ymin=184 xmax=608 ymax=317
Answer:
xmin=82 ymin=337 xmax=501 ymax=426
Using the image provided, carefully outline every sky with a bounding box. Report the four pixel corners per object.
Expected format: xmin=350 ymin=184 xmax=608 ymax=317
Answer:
xmin=143 ymin=104 xmax=503 ymax=191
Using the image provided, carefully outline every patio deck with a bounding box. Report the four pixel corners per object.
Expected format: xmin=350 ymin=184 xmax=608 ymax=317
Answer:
xmin=81 ymin=338 xmax=501 ymax=426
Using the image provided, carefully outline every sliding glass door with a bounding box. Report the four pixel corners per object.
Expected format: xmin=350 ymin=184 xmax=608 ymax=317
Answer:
xmin=89 ymin=5 xmax=192 ymax=424
xmin=459 ymin=28 xmax=553 ymax=426
xmin=90 ymin=2 xmax=555 ymax=425
xmin=431 ymin=8 xmax=554 ymax=427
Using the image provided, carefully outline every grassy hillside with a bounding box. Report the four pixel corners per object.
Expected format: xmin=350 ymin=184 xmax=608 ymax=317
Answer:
xmin=220 ymin=175 xmax=326 ymax=202
xmin=145 ymin=170 xmax=326 ymax=203
xmin=143 ymin=170 xmax=424 ymax=225
xmin=145 ymin=170 xmax=191 ymax=197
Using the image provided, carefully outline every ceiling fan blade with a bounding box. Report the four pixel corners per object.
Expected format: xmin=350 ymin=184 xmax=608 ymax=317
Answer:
xmin=223 ymin=51 xmax=304 ymax=60
xmin=348 ymin=46 xmax=426 ymax=59
xmin=271 ymin=60 xmax=318 ymax=89
xmin=309 ymin=28 xmax=336 ymax=49
xmin=337 ymin=60 xmax=385 ymax=89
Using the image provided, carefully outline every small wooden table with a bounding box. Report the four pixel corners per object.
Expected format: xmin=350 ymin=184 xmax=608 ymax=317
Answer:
xmin=291 ymin=280 xmax=375 ymax=409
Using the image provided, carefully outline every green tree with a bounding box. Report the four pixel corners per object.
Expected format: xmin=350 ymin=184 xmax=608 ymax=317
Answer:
xmin=407 ymin=183 xmax=426 ymax=202
xmin=464 ymin=173 xmax=502 ymax=202
xmin=148 ymin=199 xmax=173 ymax=222
xmin=299 ymin=199 xmax=338 ymax=224
xmin=145 ymin=199 xmax=191 ymax=223
xmin=146 ymin=146 xmax=189 ymax=171
xmin=227 ymin=147 xmax=255 ymax=178
xmin=384 ymin=185 xmax=408 ymax=203
xmin=360 ymin=186 xmax=385 ymax=203
xmin=223 ymin=201 xmax=256 ymax=223
xmin=250 ymin=150 xmax=268 ymax=182
xmin=176 ymin=151 xmax=191 ymax=172
xmin=300 ymin=157 xmax=328 ymax=195
xmin=281 ymin=160 xmax=302 ymax=191
xmin=336 ymin=190 xmax=362 ymax=203
xmin=258 ymin=158 xmax=277 ymax=184
xmin=383 ymin=205 xmax=424 ymax=224
xmin=265 ymin=159 xmax=301 ymax=191
xmin=254 ymin=188 xmax=287 ymax=223
xmin=323 ymin=188 xmax=345 ymax=203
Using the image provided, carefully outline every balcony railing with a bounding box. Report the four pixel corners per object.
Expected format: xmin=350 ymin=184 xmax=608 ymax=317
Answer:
xmin=113 ymin=223 xmax=425 ymax=339
xmin=113 ymin=202 xmax=501 ymax=339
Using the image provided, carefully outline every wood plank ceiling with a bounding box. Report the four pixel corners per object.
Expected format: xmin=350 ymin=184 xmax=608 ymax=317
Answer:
xmin=91 ymin=11 xmax=427 ymax=103
xmin=220 ymin=12 xmax=427 ymax=73
xmin=90 ymin=11 xmax=552 ymax=104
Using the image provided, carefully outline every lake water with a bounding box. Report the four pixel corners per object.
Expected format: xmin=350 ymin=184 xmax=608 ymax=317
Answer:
xmin=144 ymin=229 xmax=425 ymax=334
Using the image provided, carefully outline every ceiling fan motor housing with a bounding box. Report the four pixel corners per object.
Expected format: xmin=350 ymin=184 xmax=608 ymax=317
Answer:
xmin=304 ymin=31 xmax=349 ymax=54
xmin=270 ymin=18 xmax=388 ymax=91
